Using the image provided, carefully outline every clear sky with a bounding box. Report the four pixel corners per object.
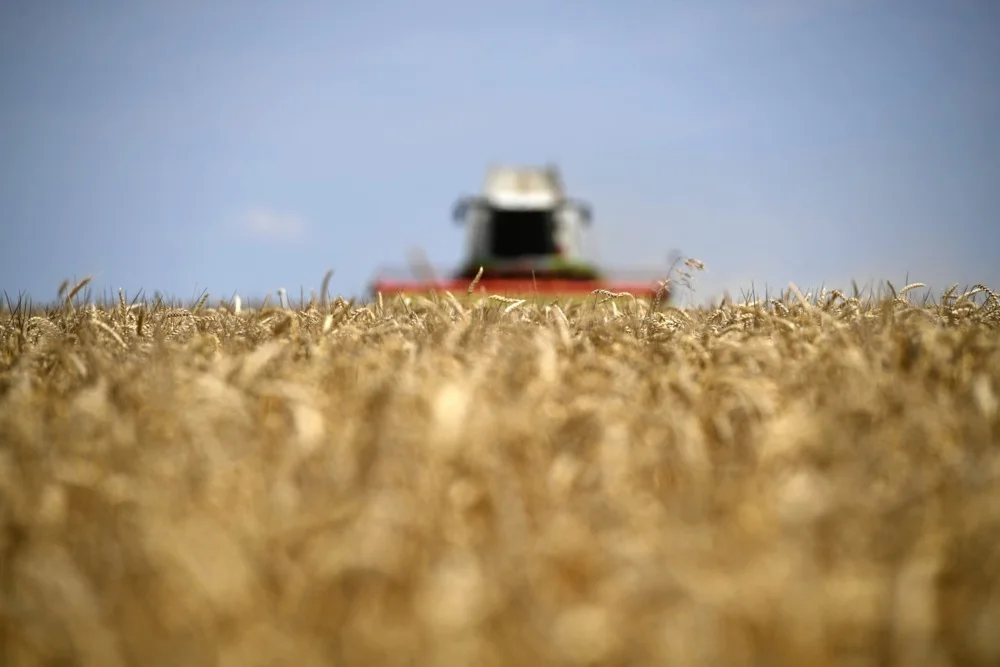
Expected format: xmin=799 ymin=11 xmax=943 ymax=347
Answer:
xmin=2 ymin=0 xmax=998 ymax=305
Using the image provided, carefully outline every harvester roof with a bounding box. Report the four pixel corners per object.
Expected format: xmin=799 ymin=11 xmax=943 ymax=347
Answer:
xmin=482 ymin=164 xmax=565 ymax=210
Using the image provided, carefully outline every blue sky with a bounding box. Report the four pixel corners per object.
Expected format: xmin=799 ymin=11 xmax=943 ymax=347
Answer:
xmin=2 ymin=0 xmax=998 ymax=305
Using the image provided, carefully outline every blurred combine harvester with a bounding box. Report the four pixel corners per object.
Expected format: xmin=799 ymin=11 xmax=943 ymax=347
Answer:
xmin=370 ymin=164 xmax=669 ymax=300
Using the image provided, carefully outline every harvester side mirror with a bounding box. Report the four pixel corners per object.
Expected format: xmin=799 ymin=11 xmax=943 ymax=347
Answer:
xmin=564 ymin=199 xmax=592 ymax=226
xmin=452 ymin=196 xmax=482 ymax=224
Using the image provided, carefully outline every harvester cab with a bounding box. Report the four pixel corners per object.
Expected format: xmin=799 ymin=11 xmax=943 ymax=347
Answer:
xmin=450 ymin=164 xmax=600 ymax=281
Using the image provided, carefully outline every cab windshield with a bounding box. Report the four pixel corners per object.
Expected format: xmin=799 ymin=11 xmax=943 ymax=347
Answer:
xmin=488 ymin=207 xmax=558 ymax=258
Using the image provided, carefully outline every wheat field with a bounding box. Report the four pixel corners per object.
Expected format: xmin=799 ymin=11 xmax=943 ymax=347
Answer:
xmin=1 ymin=278 xmax=999 ymax=667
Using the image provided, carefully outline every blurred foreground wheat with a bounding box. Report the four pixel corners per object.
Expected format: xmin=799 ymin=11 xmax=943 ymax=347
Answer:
xmin=1 ymin=283 xmax=999 ymax=666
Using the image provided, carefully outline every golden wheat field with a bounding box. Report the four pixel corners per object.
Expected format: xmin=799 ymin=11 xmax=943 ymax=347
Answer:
xmin=1 ymin=278 xmax=999 ymax=667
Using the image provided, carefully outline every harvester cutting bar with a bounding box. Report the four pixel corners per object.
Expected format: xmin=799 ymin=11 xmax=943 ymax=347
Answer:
xmin=370 ymin=266 xmax=668 ymax=300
